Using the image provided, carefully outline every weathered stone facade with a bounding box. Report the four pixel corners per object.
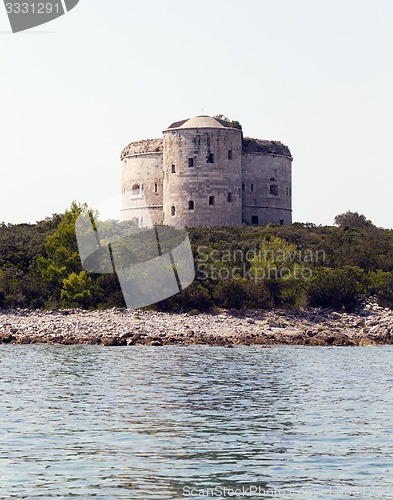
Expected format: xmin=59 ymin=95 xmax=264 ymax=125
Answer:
xmin=121 ymin=116 xmax=292 ymax=227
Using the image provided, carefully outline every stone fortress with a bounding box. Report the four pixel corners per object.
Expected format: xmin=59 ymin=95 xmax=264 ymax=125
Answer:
xmin=120 ymin=115 xmax=292 ymax=228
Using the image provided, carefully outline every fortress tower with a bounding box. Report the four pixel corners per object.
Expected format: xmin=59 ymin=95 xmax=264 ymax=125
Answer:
xmin=162 ymin=116 xmax=242 ymax=228
xmin=121 ymin=115 xmax=292 ymax=227
xmin=241 ymin=138 xmax=292 ymax=226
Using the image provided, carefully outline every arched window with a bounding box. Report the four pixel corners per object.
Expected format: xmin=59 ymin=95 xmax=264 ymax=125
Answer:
xmin=171 ymin=205 xmax=176 ymax=216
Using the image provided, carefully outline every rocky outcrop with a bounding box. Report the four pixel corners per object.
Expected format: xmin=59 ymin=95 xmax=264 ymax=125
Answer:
xmin=0 ymin=301 xmax=391 ymax=347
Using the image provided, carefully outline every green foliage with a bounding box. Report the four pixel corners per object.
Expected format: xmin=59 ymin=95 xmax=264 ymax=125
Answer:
xmin=1 ymin=205 xmax=393 ymax=311
xmin=37 ymin=201 xmax=86 ymax=285
xmin=212 ymin=278 xmax=272 ymax=309
xmin=368 ymin=270 xmax=393 ymax=308
xmin=188 ymin=224 xmax=392 ymax=311
xmin=156 ymin=281 xmax=213 ymax=312
xmin=61 ymin=271 xmax=93 ymax=308
xmin=249 ymin=236 xmax=303 ymax=280
xmin=94 ymin=274 xmax=126 ymax=309
xmin=0 ymin=214 xmax=62 ymax=308
xmin=334 ymin=211 xmax=374 ymax=228
xmin=213 ymin=114 xmax=242 ymax=130
xmin=0 ymin=266 xmax=26 ymax=308
xmin=306 ymin=266 xmax=366 ymax=310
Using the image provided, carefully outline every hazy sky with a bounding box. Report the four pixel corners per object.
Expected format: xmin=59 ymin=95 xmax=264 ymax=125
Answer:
xmin=1 ymin=0 xmax=393 ymax=227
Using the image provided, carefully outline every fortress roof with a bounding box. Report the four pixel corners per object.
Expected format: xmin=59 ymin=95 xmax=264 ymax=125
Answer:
xmin=242 ymin=137 xmax=292 ymax=158
xmin=165 ymin=115 xmax=234 ymax=131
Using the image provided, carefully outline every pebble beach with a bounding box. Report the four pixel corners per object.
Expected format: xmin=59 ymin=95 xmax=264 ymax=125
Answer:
xmin=0 ymin=302 xmax=392 ymax=347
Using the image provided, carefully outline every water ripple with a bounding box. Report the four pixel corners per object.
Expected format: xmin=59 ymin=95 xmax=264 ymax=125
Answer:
xmin=0 ymin=345 xmax=393 ymax=499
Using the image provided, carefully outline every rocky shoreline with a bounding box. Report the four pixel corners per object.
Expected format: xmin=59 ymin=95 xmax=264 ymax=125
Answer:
xmin=0 ymin=301 xmax=392 ymax=347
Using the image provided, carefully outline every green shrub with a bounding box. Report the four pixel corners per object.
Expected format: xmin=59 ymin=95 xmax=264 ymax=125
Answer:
xmin=212 ymin=278 xmax=272 ymax=309
xmin=156 ymin=282 xmax=213 ymax=312
xmin=61 ymin=271 xmax=93 ymax=308
xmin=306 ymin=266 xmax=365 ymax=310
xmin=368 ymin=270 xmax=393 ymax=308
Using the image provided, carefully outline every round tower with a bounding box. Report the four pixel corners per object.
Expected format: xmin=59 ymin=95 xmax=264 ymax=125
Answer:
xmin=162 ymin=116 xmax=242 ymax=228
xmin=121 ymin=139 xmax=164 ymax=227
xmin=241 ymin=139 xmax=292 ymax=226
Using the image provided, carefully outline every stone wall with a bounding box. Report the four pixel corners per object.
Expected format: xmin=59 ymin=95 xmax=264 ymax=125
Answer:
xmin=162 ymin=127 xmax=243 ymax=228
xmin=241 ymin=153 xmax=292 ymax=226
xmin=120 ymin=138 xmax=163 ymax=161
xmin=121 ymin=151 xmax=164 ymax=227
xmin=120 ymin=118 xmax=293 ymax=228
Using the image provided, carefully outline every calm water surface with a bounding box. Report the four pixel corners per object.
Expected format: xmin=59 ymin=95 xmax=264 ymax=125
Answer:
xmin=1 ymin=345 xmax=393 ymax=499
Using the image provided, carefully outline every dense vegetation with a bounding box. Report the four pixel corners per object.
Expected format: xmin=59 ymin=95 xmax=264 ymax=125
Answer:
xmin=1 ymin=206 xmax=393 ymax=312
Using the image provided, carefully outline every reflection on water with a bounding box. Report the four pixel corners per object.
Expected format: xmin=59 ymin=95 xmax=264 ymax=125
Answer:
xmin=1 ymin=345 xmax=393 ymax=499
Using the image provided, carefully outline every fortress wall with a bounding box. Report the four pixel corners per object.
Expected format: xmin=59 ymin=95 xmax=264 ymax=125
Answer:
xmin=241 ymin=153 xmax=292 ymax=225
xmin=121 ymin=152 xmax=164 ymax=226
xmin=162 ymin=127 xmax=242 ymax=228
xmin=120 ymin=138 xmax=163 ymax=161
xmin=120 ymin=119 xmax=294 ymax=228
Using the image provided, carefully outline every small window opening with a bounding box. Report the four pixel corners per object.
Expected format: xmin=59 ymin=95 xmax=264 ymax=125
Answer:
xmin=188 ymin=200 xmax=194 ymax=210
xmin=154 ymin=183 xmax=158 ymax=193
xmin=171 ymin=206 xmax=176 ymax=216
xmin=131 ymin=183 xmax=141 ymax=196
xmin=188 ymin=158 xmax=194 ymax=168
xmin=171 ymin=164 xmax=176 ymax=173
xmin=251 ymin=184 xmax=254 ymax=192
xmin=209 ymin=196 xmax=215 ymax=206
xmin=251 ymin=215 xmax=259 ymax=225
xmin=227 ymin=192 xmax=232 ymax=202
xmin=132 ymin=217 xmax=139 ymax=227
xmin=207 ymin=153 xmax=215 ymax=163
xmin=270 ymin=184 xmax=279 ymax=195
xmin=242 ymin=183 xmax=245 ymax=191
xmin=228 ymin=150 xmax=233 ymax=160
xmin=286 ymin=187 xmax=289 ymax=196
xmin=280 ymin=219 xmax=284 ymax=225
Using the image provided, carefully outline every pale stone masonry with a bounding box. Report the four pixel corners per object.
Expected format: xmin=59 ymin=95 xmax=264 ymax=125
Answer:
xmin=121 ymin=116 xmax=292 ymax=227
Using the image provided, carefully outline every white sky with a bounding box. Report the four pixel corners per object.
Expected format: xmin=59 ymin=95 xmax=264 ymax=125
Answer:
xmin=1 ymin=0 xmax=393 ymax=227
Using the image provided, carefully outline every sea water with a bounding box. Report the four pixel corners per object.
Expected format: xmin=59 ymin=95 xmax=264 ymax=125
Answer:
xmin=0 ymin=345 xmax=393 ymax=499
